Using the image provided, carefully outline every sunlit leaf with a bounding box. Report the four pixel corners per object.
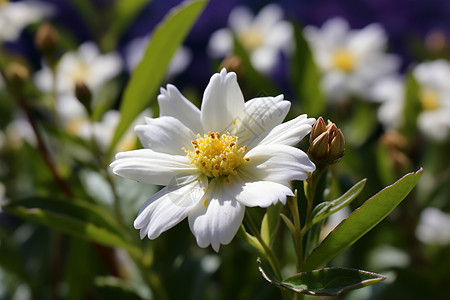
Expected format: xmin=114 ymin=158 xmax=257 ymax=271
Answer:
xmin=303 ymin=169 xmax=422 ymax=271
xmin=311 ymin=179 xmax=367 ymax=225
xmin=108 ymin=0 xmax=208 ymax=157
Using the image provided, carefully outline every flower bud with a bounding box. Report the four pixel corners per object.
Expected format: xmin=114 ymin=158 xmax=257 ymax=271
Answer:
xmin=5 ymin=62 xmax=30 ymax=90
xmin=308 ymin=117 xmax=345 ymax=166
xmin=75 ymin=81 xmax=92 ymax=115
xmin=220 ymin=55 xmax=243 ymax=76
xmin=35 ymin=22 xmax=59 ymax=63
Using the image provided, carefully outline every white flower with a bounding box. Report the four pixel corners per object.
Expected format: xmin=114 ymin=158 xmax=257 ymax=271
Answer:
xmin=413 ymin=60 xmax=450 ymax=141
xmin=416 ymin=207 xmax=450 ymax=245
xmin=371 ymin=76 xmax=405 ymax=130
xmin=34 ymin=42 xmax=123 ymax=139
xmin=110 ymin=68 xmax=316 ymax=251
xmin=304 ymin=17 xmax=399 ymax=103
xmin=125 ymin=34 xmax=192 ymax=77
xmin=0 ymin=0 xmax=53 ymax=42
xmin=34 ymin=42 xmax=122 ymax=95
xmin=207 ymin=4 xmax=293 ymax=74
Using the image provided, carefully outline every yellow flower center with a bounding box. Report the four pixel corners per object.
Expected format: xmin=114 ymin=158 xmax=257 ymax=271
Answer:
xmin=69 ymin=62 xmax=89 ymax=82
xmin=332 ymin=49 xmax=356 ymax=73
xmin=66 ymin=117 xmax=86 ymax=135
xmin=238 ymin=28 xmax=264 ymax=51
xmin=419 ymin=89 xmax=440 ymax=111
xmin=184 ymin=132 xmax=249 ymax=178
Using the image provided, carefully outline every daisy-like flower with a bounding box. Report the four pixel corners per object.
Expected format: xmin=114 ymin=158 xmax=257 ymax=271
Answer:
xmin=304 ymin=17 xmax=399 ymax=103
xmin=413 ymin=60 xmax=450 ymax=141
xmin=110 ymin=68 xmax=316 ymax=251
xmin=207 ymin=4 xmax=293 ymax=74
xmin=0 ymin=0 xmax=53 ymax=42
xmin=34 ymin=42 xmax=122 ymax=140
xmin=372 ymin=60 xmax=450 ymax=140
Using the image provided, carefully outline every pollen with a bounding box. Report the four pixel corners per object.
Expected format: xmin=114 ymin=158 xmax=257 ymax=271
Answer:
xmin=420 ymin=89 xmax=440 ymax=111
xmin=184 ymin=132 xmax=248 ymax=178
xmin=332 ymin=49 xmax=356 ymax=73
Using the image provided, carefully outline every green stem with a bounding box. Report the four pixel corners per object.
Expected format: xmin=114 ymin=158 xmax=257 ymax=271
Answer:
xmin=244 ymin=211 xmax=291 ymax=300
xmin=288 ymin=193 xmax=303 ymax=272
xmin=244 ymin=211 xmax=282 ymax=280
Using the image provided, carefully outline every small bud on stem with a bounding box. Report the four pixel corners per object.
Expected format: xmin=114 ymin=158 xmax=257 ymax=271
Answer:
xmin=308 ymin=117 xmax=345 ymax=167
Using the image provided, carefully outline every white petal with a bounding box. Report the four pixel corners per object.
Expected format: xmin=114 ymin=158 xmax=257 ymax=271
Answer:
xmin=259 ymin=114 xmax=315 ymax=146
xmin=253 ymin=4 xmax=283 ymax=33
xmin=243 ymin=144 xmax=315 ymax=182
xmin=201 ymin=69 xmax=245 ymax=133
xmin=238 ymin=95 xmax=290 ymax=148
xmin=321 ymin=72 xmax=349 ymax=103
xmin=110 ymin=149 xmax=199 ymax=186
xmin=228 ymin=6 xmax=253 ymax=33
xmin=158 ymin=84 xmax=203 ymax=134
xmin=135 ymin=176 xmax=207 ymax=239
xmin=207 ymin=28 xmax=233 ymax=58
xmin=135 ymin=116 xmax=196 ymax=155
xmin=250 ymin=47 xmax=278 ymax=74
xmin=188 ymin=179 xmax=245 ymax=252
xmin=224 ymin=174 xmax=293 ymax=207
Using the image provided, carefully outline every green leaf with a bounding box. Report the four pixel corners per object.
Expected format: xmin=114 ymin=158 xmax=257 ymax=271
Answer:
xmin=2 ymin=198 xmax=141 ymax=257
xmin=402 ymin=71 xmax=421 ymax=139
xmin=102 ymin=0 xmax=153 ymax=51
xmin=260 ymin=202 xmax=282 ymax=246
xmin=281 ymin=267 xmax=386 ymax=295
xmin=108 ymin=0 xmax=208 ymax=156
xmin=311 ymin=178 xmax=367 ymax=225
xmin=258 ymin=259 xmax=385 ymax=295
xmin=0 ymin=227 xmax=27 ymax=281
xmin=303 ymin=169 xmax=423 ymax=271
xmin=291 ymin=23 xmax=325 ymax=116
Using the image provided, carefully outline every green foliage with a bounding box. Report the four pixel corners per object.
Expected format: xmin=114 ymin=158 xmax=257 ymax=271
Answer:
xmin=303 ymin=169 xmax=423 ymax=271
xmin=2 ymin=198 xmax=141 ymax=257
xmin=290 ymin=23 xmax=325 ymax=115
xmin=312 ymin=178 xmax=367 ymax=225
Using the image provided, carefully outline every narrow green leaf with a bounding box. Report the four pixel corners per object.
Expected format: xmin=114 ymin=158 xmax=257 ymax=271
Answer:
xmin=2 ymin=198 xmax=141 ymax=257
xmin=108 ymin=0 xmax=208 ymax=156
xmin=260 ymin=203 xmax=282 ymax=246
xmin=312 ymin=178 xmax=367 ymax=225
xmin=303 ymin=169 xmax=423 ymax=271
xmin=402 ymin=71 xmax=421 ymax=139
xmin=281 ymin=267 xmax=386 ymax=295
xmin=237 ymin=225 xmax=264 ymax=253
xmin=291 ymin=23 xmax=325 ymax=115
xmin=102 ymin=0 xmax=153 ymax=51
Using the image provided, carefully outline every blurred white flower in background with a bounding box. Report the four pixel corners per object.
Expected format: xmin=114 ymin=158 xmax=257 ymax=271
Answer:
xmin=0 ymin=0 xmax=53 ymax=42
xmin=416 ymin=207 xmax=450 ymax=245
xmin=208 ymin=4 xmax=293 ymax=74
xmin=304 ymin=17 xmax=399 ymax=103
xmin=125 ymin=34 xmax=192 ymax=78
xmin=34 ymin=42 xmax=124 ymax=146
xmin=413 ymin=59 xmax=450 ymax=141
xmin=371 ymin=76 xmax=405 ymax=130
xmin=35 ymin=41 xmax=122 ymax=96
